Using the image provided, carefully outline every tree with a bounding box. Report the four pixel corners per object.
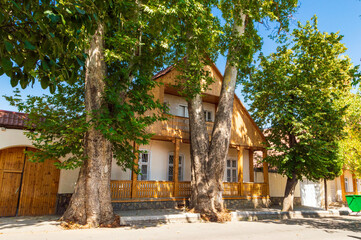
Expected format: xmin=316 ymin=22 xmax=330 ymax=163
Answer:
xmin=168 ymin=0 xmax=298 ymax=220
xmin=338 ymin=91 xmax=361 ymax=178
xmin=241 ymin=17 xmax=360 ymax=211
xmin=2 ymin=0 xmax=175 ymax=227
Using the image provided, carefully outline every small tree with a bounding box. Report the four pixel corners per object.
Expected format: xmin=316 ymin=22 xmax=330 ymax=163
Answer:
xmin=242 ymin=17 xmax=360 ymax=211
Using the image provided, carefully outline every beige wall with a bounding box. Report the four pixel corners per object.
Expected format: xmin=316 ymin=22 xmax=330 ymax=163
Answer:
xmin=0 ymin=128 xmax=33 ymax=150
xmin=268 ymin=173 xmax=301 ymax=197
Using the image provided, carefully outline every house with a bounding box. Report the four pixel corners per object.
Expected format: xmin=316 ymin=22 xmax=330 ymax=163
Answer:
xmin=0 ymin=63 xmax=270 ymax=216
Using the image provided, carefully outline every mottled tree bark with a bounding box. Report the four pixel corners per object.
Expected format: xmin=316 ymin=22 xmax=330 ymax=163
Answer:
xmin=61 ymin=23 xmax=114 ymax=227
xmin=188 ymin=12 xmax=247 ymax=220
xmin=282 ymin=133 xmax=298 ymax=211
xmin=282 ymin=172 xmax=298 ymax=211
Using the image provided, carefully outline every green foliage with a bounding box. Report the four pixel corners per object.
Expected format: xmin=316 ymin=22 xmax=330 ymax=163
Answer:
xmin=0 ymin=0 xmax=96 ymax=92
xmin=2 ymin=0 xmax=177 ymax=170
xmin=242 ymin=16 xmax=360 ymax=181
xmin=338 ymin=91 xmax=361 ymax=178
xmin=167 ymin=0 xmax=298 ymax=99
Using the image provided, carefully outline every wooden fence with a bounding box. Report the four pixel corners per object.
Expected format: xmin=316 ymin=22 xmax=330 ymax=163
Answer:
xmin=111 ymin=180 xmax=267 ymax=201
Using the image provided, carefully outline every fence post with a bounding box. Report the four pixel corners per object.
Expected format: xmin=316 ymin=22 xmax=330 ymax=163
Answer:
xmin=131 ymin=143 xmax=139 ymax=198
xmin=237 ymin=146 xmax=244 ymax=196
xmin=173 ymin=138 xmax=180 ymax=197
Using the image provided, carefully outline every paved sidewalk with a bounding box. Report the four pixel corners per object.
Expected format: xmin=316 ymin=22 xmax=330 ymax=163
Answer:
xmin=0 ymin=206 xmax=353 ymax=234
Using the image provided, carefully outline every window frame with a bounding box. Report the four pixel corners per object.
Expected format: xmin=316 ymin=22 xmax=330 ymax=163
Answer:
xmin=138 ymin=149 xmax=151 ymax=180
xmin=178 ymin=104 xmax=189 ymax=118
xmin=204 ymin=110 xmax=213 ymax=122
xmin=225 ymin=158 xmax=237 ymax=183
xmin=167 ymin=152 xmax=184 ymax=181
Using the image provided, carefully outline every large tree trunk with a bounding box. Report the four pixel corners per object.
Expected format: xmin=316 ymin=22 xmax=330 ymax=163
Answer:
xmin=282 ymin=133 xmax=298 ymax=211
xmin=282 ymin=172 xmax=298 ymax=211
xmin=61 ymin=23 xmax=115 ymax=227
xmin=188 ymin=12 xmax=247 ymax=220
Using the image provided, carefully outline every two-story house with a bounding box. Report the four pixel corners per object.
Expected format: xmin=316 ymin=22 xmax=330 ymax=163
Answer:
xmin=0 ymin=63 xmax=269 ymax=216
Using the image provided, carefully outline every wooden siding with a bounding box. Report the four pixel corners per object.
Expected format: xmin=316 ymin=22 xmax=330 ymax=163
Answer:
xmin=150 ymin=64 xmax=265 ymax=148
xmin=0 ymin=147 xmax=60 ymax=216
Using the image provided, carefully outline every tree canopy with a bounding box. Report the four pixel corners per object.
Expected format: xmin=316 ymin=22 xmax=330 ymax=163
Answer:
xmin=242 ymin=16 xmax=360 ymax=209
xmin=338 ymin=90 xmax=361 ymax=178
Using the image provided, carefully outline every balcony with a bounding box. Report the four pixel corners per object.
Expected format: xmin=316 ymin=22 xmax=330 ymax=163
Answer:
xmin=149 ymin=114 xmax=214 ymax=140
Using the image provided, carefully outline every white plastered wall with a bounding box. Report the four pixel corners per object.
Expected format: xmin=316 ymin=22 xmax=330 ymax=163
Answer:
xmin=243 ymin=149 xmax=250 ymax=182
xmin=111 ymin=140 xmax=192 ymax=181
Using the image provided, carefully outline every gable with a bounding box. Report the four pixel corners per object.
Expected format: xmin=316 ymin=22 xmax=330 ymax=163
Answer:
xmin=152 ymin=64 xmax=266 ymax=148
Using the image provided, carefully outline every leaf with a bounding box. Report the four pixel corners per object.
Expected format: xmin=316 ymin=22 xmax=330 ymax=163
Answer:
xmin=49 ymin=84 xmax=56 ymax=94
xmin=20 ymin=77 xmax=28 ymax=89
xmin=40 ymin=76 xmax=49 ymax=89
xmin=76 ymin=57 xmax=85 ymax=67
xmin=1 ymin=58 xmax=13 ymax=71
xmin=75 ymin=7 xmax=86 ymax=15
xmin=24 ymin=40 xmax=36 ymax=50
xmin=4 ymin=41 xmax=13 ymax=52
xmin=10 ymin=77 xmax=18 ymax=87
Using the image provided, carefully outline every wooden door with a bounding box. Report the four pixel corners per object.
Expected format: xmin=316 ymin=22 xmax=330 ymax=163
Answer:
xmin=0 ymin=147 xmax=60 ymax=216
xmin=18 ymin=148 xmax=60 ymax=216
xmin=0 ymin=147 xmax=26 ymax=216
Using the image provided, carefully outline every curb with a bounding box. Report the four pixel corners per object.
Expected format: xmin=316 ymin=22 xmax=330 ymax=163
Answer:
xmin=119 ymin=209 xmax=351 ymax=225
xmin=120 ymin=213 xmax=201 ymax=225
xmin=231 ymin=209 xmax=351 ymax=221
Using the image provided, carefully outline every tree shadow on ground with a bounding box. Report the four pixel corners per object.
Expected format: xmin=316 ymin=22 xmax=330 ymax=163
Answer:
xmin=260 ymin=216 xmax=361 ymax=234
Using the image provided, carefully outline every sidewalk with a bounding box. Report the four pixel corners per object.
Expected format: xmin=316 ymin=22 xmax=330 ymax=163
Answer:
xmin=0 ymin=206 xmax=353 ymax=234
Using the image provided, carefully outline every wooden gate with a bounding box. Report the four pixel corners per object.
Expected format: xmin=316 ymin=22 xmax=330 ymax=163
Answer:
xmin=0 ymin=147 xmax=60 ymax=216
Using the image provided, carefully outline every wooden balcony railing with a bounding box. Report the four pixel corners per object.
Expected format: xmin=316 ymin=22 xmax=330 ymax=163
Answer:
xmin=110 ymin=180 xmax=267 ymax=201
xmin=149 ymin=114 xmax=214 ymax=139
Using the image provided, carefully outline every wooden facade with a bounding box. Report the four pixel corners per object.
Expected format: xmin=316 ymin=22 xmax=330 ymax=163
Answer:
xmin=110 ymin=64 xmax=269 ymax=202
xmin=0 ymin=147 xmax=60 ymax=216
xmin=340 ymin=171 xmax=361 ymax=202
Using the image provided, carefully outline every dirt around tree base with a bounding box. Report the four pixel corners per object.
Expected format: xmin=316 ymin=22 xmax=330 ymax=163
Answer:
xmin=188 ymin=208 xmax=231 ymax=222
xmin=60 ymin=215 xmax=123 ymax=229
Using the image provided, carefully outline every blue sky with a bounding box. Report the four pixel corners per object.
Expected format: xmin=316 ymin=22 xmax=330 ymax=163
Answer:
xmin=1 ymin=0 xmax=361 ymax=112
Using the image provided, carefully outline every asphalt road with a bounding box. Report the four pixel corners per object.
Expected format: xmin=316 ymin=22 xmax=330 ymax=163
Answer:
xmin=0 ymin=215 xmax=361 ymax=240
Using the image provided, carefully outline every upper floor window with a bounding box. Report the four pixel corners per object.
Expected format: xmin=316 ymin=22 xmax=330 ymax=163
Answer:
xmin=204 ymin=110 xmax=213 ymax=122
xmin=138 ymin=150 xmax=150 ymax=180
xmin=179 ymin=105 xmax=189 ymax=118
xmin=168 ymin=153 xmax=184 ymax=181
xmin=226 ymin=159 xmax=237 ymax=182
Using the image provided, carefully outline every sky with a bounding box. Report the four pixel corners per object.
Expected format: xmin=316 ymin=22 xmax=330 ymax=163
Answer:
xmin=1 ymin=0 xmax=361 ymax=112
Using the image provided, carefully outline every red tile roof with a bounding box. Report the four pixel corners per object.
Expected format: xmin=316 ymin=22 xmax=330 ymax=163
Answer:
xmin=152 ymin=65 xmax=174 ymax=80
xmin=0 ymin=110 xmax=28 ymax=129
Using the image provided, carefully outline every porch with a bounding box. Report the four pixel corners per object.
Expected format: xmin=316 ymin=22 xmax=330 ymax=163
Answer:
xmin=110 ymin=137 xmax=270 ymax=203
xmin=110 ymin=180 xmax=268 ymax=202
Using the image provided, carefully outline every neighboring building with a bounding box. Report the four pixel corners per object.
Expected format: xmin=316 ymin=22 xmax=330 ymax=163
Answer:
xmin=0 ymin=64 xmax=270 ymax=216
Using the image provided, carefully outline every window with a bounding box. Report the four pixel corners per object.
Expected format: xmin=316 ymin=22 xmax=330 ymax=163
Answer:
xmin=345 ymin=178 xmax=349 ymax=192
xmin=168 ymin=153 xmax=184 ymax=181
xmin=204 ymin=110 xmax=213 ymax=122
xmin=357 ymin=179 xmax=361 ymax=192
xmin=138 ymin=150 xmax=150 ymax=180
xmin=179 ymin=105 xmax=189 ymax=118
xmin=226 ymin=159 xmax=237 ymax=182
